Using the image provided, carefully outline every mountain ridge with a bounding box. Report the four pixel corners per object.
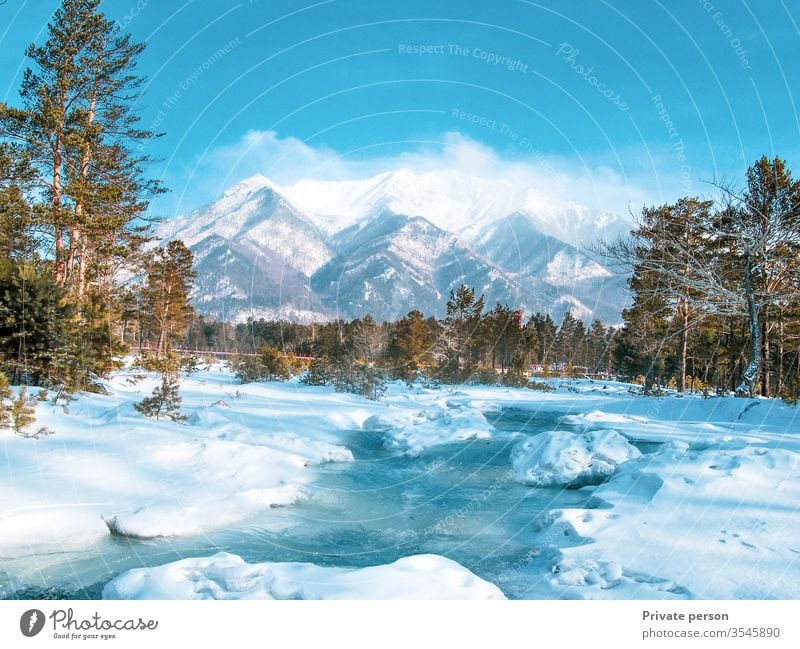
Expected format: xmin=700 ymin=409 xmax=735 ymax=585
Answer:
xmin=157 ymin=170 xmax=630 ymax=324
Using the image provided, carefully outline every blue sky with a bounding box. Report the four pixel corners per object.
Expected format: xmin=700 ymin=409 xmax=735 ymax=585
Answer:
xmin=1 ymin=0 xmax=798 ymax=219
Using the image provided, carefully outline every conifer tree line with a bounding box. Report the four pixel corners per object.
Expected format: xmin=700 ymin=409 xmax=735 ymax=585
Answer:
xmin=0 ymin=0 xmax=196 ymax=428
xmin=189 ymin=292 xmax=618 ymax=399
xmin=599 ymin=156 xmax=800 ymax=399
xmin=190 ymin=156 xmax=800 ymax=403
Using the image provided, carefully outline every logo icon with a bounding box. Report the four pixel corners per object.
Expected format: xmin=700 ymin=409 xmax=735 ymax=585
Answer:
xmin=20 ymin=609 xmax=45 ymax=637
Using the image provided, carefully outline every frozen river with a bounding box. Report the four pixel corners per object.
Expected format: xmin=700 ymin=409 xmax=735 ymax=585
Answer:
xmin=1 ymin=408 xmax=611 ymax=600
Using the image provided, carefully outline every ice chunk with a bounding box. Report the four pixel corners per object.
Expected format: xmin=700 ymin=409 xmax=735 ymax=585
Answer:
xmin=511 ymin=429 xmax=641 ymax=487
xmin=380 ymin=403 xmax=494 ymax=456
xmin=102 ymin=552 xmax=507 ymax=600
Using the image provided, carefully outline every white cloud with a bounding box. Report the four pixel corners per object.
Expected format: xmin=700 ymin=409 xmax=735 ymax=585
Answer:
xmin=157 ymin=129 xmax=688 ymax=220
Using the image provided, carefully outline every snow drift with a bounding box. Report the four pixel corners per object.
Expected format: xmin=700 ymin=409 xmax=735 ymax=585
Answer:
xmin=102 ymin=552 xmax=506 ymax=600
xmin=510 ymin=429 xmax=642 ymax=487
xmin=363 ymin=400 xmax=493 ymax=456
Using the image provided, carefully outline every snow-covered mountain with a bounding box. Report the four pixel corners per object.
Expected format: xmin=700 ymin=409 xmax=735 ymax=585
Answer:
xmin=312 ymin=210 xmax=533 ymax=321
xmin=157 ymin=176 xmax=333 ymax=321
xmin=280 ymin=168 xmax=630 ymax=246
xmin=158 ymin=170 xmax=630 ymax=323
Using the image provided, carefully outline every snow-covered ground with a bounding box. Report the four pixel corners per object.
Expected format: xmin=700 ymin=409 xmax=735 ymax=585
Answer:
xmin=1 ymin=366 xmax=799 ymax=599
xmin=102 ymin=552 xmax=505 ymax=600
xmin=0 ymin=366 xmax=369 ymax=552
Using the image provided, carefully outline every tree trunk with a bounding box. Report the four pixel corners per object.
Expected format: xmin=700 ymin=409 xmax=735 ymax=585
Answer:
xmin=777 ymin=318 xmax=784 ymax=396
xmin=677 ymin=296 xmax=689 ymax=393
xmin=72 ymin=79 xmax=98 ymax=298
xmin=53 ymin=139 xmax=65 ymax=284
xmin=761 ymin=311 xmax=770 ymax=397
xmin=736 ymin=258 xmax=760 ymax=397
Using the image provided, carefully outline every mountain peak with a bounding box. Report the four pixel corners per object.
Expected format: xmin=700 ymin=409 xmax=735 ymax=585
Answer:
xmin=276 ymin=168 xmax=630 ymax=245
xmin=162 ymin=169 xmax=628 ymax=324
xmin=222 ymin=173 xmax=279 ymax=198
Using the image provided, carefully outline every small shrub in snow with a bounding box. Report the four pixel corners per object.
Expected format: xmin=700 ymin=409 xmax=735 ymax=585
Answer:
xmin=134 ymin=373 xmax=186 ymax=422
xmin=229 ymin=355 xmax=263 ymax=383
xmin=527 ymin=380 xmax=555 ymax=392
xmin=179 ymin=355 xmax=201 ymax=374
xmin=301 ymin=357 xmax=387 ymax=400
xmin=468 ymin=368 xmax=498 ymax=385
xmin=16 ymin=426 xmax=54 ymax=440
xmin=0 ymin=372 xmax=12 ymax=428
xmin=230 ymin=345 xmax=295 ymax=383
xmin=301 ymin=357 xmax=333 ymax=386
xmin=11 ymin=386 xmax=37 ymax=435
xmin=500 ymin=370 xmax=528 ymax=387
xmin=0 ymin=374 xmax=38 ymax=435
xmin=332 ymin=361 xmax=387 ymax=400
xmin=135 ymin=354 xmax=174 ymax=373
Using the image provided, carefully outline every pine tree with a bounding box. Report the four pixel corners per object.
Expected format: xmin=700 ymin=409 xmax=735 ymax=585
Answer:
xmin=555 ymin=312 xmax=579 ymax=370
xmin=0 ymin=261 xmax=79 ymax=388
xmin=134 ymin=372 xmax=185 ymax=422
xmin=2 ymin=0 xmax=162 ymax=290
xmin=331 ymin=360 xmax=387 ymax=400
xmin=301 ymin=357 xmax=333 ymax=386
xmin=230 ymin=345 xmax=293 ymax=383
xmin=0 ymin=0 xmax=165 ymax=394
xmin=141 ymin=240 xmax=196 ymax=359
xmin=439 ymin=284 xmax=484 ymax=380
xmin=734 ymin=157 xmax=800 ymax=396
xmin=479 ymin=302 xmax=522 ymax=373
xmin=0 ymin=136 xmax=35 ymax=261
xmin=11 ymin=386 xmax=37 ymax=434
xmin=387 ymin=310 xmax=435 ymax=380
xmin=587 ymin=319 xmax=609 ymax=374
xmin=0 ymin=372 xmax=13 ymax=428
xmin=537 ymin=313 xmax=558 ymax=376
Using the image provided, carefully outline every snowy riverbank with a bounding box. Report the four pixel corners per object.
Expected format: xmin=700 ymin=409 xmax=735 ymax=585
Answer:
xmin=1 ymin=364 xmax=798 ymax=599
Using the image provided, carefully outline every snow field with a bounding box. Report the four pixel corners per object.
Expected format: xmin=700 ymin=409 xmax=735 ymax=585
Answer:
xmin=1 ymin=371 xmax=798 ymax=600
xmin=102 ymin=552 xmax=506 ymax=600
